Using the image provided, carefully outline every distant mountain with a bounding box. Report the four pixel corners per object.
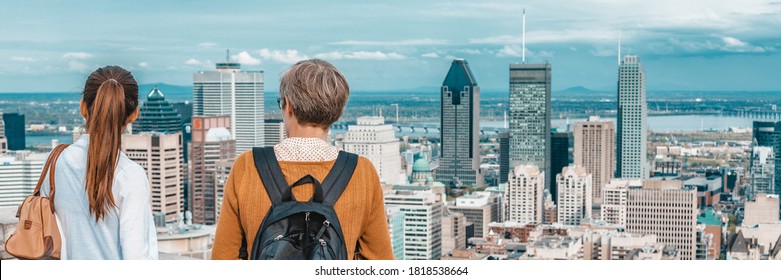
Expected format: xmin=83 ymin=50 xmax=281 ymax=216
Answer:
xmin=556 ymin=86 xmax=601 ymax=94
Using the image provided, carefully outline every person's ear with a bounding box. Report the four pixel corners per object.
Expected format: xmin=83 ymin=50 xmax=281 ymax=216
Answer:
xmin=283 ymin=96 xmax=294 ymax=118
xmin=80 ymin=100 xmax=88 ymax=120
xmin=127 ymin=107 xmax=140 ymax=124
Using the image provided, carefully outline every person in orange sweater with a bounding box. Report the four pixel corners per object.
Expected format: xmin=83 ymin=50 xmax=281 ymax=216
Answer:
xmin=212 ymin=59 xmax=394 ymax=260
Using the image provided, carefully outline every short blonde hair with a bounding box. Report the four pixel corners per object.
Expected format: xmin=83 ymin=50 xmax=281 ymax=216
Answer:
xmin=279 ymin=59 xmax=350 ymax=128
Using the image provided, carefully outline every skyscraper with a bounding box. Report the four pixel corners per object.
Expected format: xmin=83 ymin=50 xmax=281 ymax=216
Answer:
xmin=550 ymin=130 xmax=571 ymax=202
xmin=437 ymin=59 xmax=481 ymax=188
xmin=749 ymin=146 xmax=775 ymax=199
xmin=264 ymin=119 xmax=286 ymax=147
xmin=556 ymin=165 xmax=592 ymax=225
xmin=2 ymin=113 xmax=25 ymax=150
xmin=123 ymin=132 xmax=184 ymax=223
xmin=626 ymin=180 xmax=698 ymax=260
xmin=509 ymin=63 xmax=552 ymax=191
xmin=616 ymin=55 xmax=648 ymax=179
xmin=133 ymin=86 xmax=182 ymax=133
xmin=384 ymin=187 xmax=443 ymax=260
xmin=574 ymin=116 xmax=615 ymax=204
xmin=504 ymin=165 xmax=544 ymax=224
xmin=600 ymin=178 xmax=642 ymax=227
xmin=385 ymin=206 xmax=405 ymax=260
xmin=0 ymin=152 xmax=46 ymax=207
xmin=0 ymin=113 xmax=7 ymax=155
xmin=193 ymin=58 xmax=264 ymax=157
xmin=753 ymin=121 xmax=781 ymax=195
xmin=498 ymin=132 xmax=510 ymax=184
xmin=189 ymin=116 xmax=236 ymax=225
xmin=343 ymin=116 xmax=402 ymax=185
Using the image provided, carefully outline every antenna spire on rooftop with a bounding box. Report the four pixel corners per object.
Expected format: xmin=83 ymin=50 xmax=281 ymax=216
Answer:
xmin=522 ymin=9 xmax=526 ymax=64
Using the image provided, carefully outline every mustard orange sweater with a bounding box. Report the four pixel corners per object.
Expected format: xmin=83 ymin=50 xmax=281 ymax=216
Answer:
xmin=211 ymin=150 xmax=394 ymax=260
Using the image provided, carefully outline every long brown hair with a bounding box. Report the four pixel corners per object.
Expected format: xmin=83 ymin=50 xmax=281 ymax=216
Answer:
xmin=82 ymin=66 xmax=138 ymax=221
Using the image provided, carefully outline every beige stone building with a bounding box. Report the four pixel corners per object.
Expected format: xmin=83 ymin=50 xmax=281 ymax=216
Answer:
xmin=441 ymin=210 xmax=466 ymax=257
xmin=123 ymin=132 xmax=184 ymax=223
xmin=743 ymin=194 xmax=780 ymax=227
xmin=573 ymin=116 xmax=615 ymax=204
xmin=556 ymin=165 xmax=592 ymax=225
xmin=504 ymin=165 xmax=544 ymax=224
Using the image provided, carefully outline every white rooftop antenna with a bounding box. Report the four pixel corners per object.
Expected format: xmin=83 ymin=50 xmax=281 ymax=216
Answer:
xmin=522 ymin=9 xmax=526 ymax=64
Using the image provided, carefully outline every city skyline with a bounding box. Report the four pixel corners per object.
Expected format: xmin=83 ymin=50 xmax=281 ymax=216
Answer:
xmin=2 ymin=1 xmax=781 ymax=93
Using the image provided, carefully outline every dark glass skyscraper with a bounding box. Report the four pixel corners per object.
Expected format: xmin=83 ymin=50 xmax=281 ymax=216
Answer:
xmin=550 ymin=130 xmax=572 ymax=203
xmin=509 ymin=63 xmax=552 ymax=191
xmin=753 ymin=121 xmax=781 ymax=195
xmin=436 ymin=59 xmax=482 ymax=188
xmin=134 ymin=86 xmax=182 ymax=133
xmin=499 ymin=132 xmax=510 ymax=184
xmin=2 ymin=113 xmax=25 ymax=150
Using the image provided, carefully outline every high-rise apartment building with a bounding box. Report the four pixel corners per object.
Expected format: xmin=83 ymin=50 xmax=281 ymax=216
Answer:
xmin=123 ymin=132 xmax=184 ymax=223
xmin=753 ymin=121 xmax=781 ymax=195
xmin=556 ymin=165 xmax=592 ymax=225
xmin=509 ymin=63 xmax=551 ymax=191
xmin=749 ymin=146 xmax=776 ymax=199
xmin=0 ymin=151 xmax=46 ymax=207
xmin=626 ymin=180 xmax=698 ymax=260
xmin=616 ymin=55 xmax=648 ymax=179
xmin=193 ymin=60 xmax=264 ymax=157
xmin=437 ymin=59 xmax=481 ymax=188
xmin=574 ymin=116 xmax=615 ymax=204
xmin=189 ymin=116 xmax=236 ymax=225
xmin=384 ymin=187 xmax=443 ymax=260
xmin=264 ymin=119 xmax=285 ymax=147
xmin=504 ymin=165 xmax=544 ymax=224
xmin=0 ymin=114 xmax=6 ymax=155
xmin=343 ymin=116 xmax=401 ymax=185
xmin=448 ymin=192 xmax=494 ymax=238
xmin=2 ymin=113 xmax=25 ymax=150
xmin=601 ymin=179 xmax=642 ymax=227
xmin=133 ymin=86 xmax=182 ymax=133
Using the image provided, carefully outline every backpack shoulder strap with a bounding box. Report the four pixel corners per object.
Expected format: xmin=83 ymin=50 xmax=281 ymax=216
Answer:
xmin=321 ymin=151 xmax=359 ymax=206
xmin=252 ymin=147 xmax=288 ymax=204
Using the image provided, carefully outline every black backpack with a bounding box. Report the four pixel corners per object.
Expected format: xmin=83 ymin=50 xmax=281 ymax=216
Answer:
xmin=241 ymin=147 xmax=359 ymax=260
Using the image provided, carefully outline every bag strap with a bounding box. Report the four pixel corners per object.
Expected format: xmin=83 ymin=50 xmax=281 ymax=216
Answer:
xmin=32 ymin=144 xmax=70 ymax=213
xmin=321 ymin=151 xmax=359 ymax=206
xmin=252 ymin=147 xmax=287 ymax=204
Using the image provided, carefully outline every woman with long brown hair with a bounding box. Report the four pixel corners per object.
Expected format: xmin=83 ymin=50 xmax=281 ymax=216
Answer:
xmin=40 ymin=65 xmax=158 ymax=259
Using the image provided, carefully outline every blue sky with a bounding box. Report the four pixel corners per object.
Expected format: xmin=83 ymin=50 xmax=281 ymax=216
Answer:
xmin=1 ymin=0 xmax=780 ymax=92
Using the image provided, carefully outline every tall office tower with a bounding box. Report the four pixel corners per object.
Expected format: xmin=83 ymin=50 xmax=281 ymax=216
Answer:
xmin=600 ymin=179 xmax=642 ymax=227
xmin=171 ymin=101 xmax=194 ymax=125
xmin=386 ymin=206 xmax=405 ymax=260
xmin=193 ymin=58 xmax=264 ymax=157
xmin=509 ymin=63 xmax=552 ymax=191
xmin=550 ymin=130 xmax=571 ymax=202
xmin=133 ymin=86 xmax=182 ymax=133
xmin=0 ymin=152 xmax=46 ymax=207
xmin=616 ymin=55 xmax=648 ymax=180
xmin=384 ymin=187 xmax=443 ymax=260
xmin=437 ymin=59 xmax=481 ymax=188
xmin=343 ymin=116 xmax=402 ymax=185
xmin=574 ymin=116 xmax=615 ymax=204
xmin=498 ymin=132 xmax=510 ymax=184
xmin=753 ymin=121 xmax=781 ymax=195
xmin=122 ymin=132 xmax=184 ymax=223
xmin=264 ymin=119 xmax=286 ymax=147
xmin=556 ymin=165 xmax=592 ymax=225
xmin=504 ymin=165 xmax=544 ymax=224
xmin=214 ymin=158 xmax=234 ymax=221
xmin=749 ymin=146 xmax=776 ymax=199
xmin=626 ymin=180 xmax=698 ymax=260
xmin=2 ymin=113 xmax=25 ymax=150
xmin=743 ymin=194 xmax=780 ymax=227
xmin=189 ymin=116 xmax=236 ymax=225
xmin=448 ymin=192 xmax=493 ymax=238
xmin=441 ymin=210 xmax=466 ymax=257
xmin=0 ymin=113 xmax=6 ymax=155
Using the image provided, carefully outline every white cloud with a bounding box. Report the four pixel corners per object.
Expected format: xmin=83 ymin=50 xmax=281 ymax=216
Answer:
xmin=68 ymin=61 xmax=89 ymax=72
xmin=11 ymin=56 xmax=36 ymax=62
xmin=444 ymin=55 xmax=458 ymax=60
xmin=457 ymin=48 xmax=482 ymax=54
xmin=186 ymin=58 xmax=202 ymax=65
xmin=421 ymin=52 xmax=439 ymax=58
xmin=667 ymin=37 xmax=769 ymax=54
xmin=198 ymin=42 xmax=218 ymax=48
xmin=62 ymin=52 xmax=93 ymax=59
xmin=138 ymin=62 xmax=149 ymax=68
xmin=497 ymin=45 xmax=521 ymax=57
xmin=722 ymin=36 xmax=748 ymax=48
xmin=258 ymin=49 xmax=309 ymax=64
xmin=330 ymin=38 xmax=448 ymax=46
xmin=231 ymin=51 xmax=261 ymax=65
xmin=315 ymin=51 xmax=406 ymax=60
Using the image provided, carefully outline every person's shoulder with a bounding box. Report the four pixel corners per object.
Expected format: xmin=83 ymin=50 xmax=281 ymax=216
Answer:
xmin=117 ymin=154 xmax=147 ymax=180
